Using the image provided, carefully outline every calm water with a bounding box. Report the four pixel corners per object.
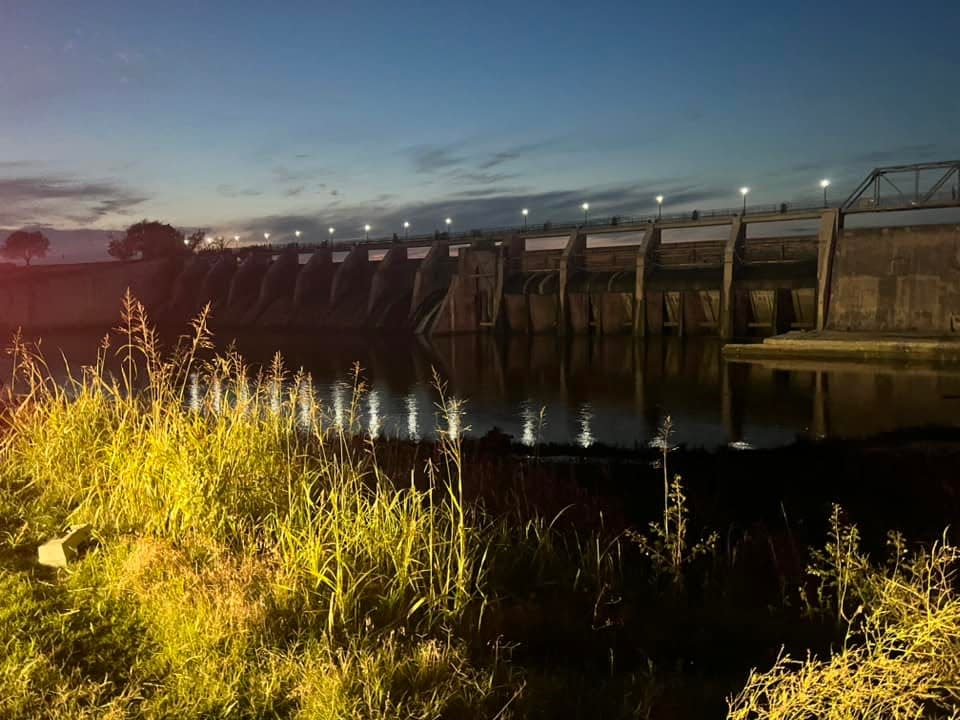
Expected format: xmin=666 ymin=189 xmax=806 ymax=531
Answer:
xmin=6 ymin=330 xmax=960 ymax=449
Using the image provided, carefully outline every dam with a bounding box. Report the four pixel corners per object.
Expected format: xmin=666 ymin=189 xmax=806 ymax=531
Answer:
xmin=2 ymin=160 xmax=959 ymax=345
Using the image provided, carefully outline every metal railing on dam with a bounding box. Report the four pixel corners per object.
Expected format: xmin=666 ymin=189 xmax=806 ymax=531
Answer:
xmin=234 ymin=159 xmax=959 ymax=255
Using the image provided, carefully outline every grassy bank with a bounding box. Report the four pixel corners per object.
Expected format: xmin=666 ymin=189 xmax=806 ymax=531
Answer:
xmin=2 ymin=296 xmax=959 ymax=718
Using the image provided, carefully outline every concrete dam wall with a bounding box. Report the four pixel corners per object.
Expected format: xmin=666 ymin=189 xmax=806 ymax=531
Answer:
xmin=1 ymin=208 xmax=958 ymax=340
xmin=825 ymin=224 xmax=960 ymax=333
xmin=0 ymin=258 xmax=179 ymax=330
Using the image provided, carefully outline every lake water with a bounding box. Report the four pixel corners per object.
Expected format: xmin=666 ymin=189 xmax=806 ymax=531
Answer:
xmin=6 ymin=330 xmax=960 ymax=449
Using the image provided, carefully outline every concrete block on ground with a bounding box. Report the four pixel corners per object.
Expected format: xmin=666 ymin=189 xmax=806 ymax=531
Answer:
xmin=38 ymin=524 xmax=92 ymax=568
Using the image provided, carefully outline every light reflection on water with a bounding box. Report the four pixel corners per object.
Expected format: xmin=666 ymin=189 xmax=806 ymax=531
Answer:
xmin=520 ymin=401 xmax=537 ymax=447
xmin=576 ymin=403 xmax=594 ymax=449
xmin=297 ymin=376 xmax=314 ymax=433
xmin=12 ymin=332 xmax=960 ymax=449
xmin=367 ymin=390 xmax=381 ymax=439
xmin=405 ymin=394 xmax=420 ymax=441
xmin=332 ymin=381 xmax=346 ymax=431
xmin=188 ymin=372 xmax=201 ymax=413
xmin=442 ymin=398 xmax=464 ymax=440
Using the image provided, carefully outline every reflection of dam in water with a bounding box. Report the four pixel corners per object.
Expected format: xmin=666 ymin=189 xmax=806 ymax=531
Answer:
xmin=420 ymin=335 xmax=960 ymax=447
xmin=19 ymin=329 xmax=959 ymax=448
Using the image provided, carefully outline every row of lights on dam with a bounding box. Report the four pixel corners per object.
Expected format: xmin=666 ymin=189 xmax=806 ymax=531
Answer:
xmin=195 ymin=179 xmax=833 ymax=246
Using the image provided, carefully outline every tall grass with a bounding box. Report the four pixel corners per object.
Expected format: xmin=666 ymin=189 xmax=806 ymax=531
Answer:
xmin=4 ymin=294 xmax=484 ymax=631
xmin=728 ymin=506 xmax=960 ymax=719
xmin=0 ymin=293 xmax=512 ymax=717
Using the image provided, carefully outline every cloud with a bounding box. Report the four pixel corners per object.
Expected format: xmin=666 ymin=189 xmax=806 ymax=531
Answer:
xmin=272 ymin=164 xmax=331 ymax=197
xmin=272 ymin=164 xmax=311 ymax=184
xmin=787 ymin=161 xmax=823 ymax=175
xmin=407 ymin=144 xmax=465 ymax=174
xmin=848 ymin=144 xmax=941 ymax=167
xmin=0 ymin=173 xmax=148 ymax=226
xmin=407 ymin=140 xmax=553 ymax=176
xmin=217 ymin=184 xmax=263 ymax=198
xmin=451 ymin=171 xmax=520 ymax=185
xmin=448 ymin=186 xmax=530 ymax=199
xmin=477 ymin=141 xmax=551 ymax=170
xmin=477 ymin=151 xmax=520 ymax=170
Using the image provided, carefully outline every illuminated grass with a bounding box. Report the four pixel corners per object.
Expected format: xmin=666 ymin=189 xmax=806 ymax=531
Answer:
xmin=0 ymin=294 xmax=511 ymax=718
xmin=728 ymin=506 xmax=960 ymax=719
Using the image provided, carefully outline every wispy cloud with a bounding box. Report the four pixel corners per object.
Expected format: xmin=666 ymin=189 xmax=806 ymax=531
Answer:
xmin=451 ymin=171 xmax=520 ymax=185
xmin=848 ymin=144 xmax=941 ymax=167
xmin=0 ymin=173 xmax=148 ymax=226
xmin=407 ymin=144 xmax=464 ymax=174
xmin=406 ymin=140 xmax=552 ymax=176
xmin=477 ymin=141 xmax=551 ymax=170
xmin=217 ymin=184 xmax=263 ymax=198
xmin=272 ymin=164 xmax=314 ymax=184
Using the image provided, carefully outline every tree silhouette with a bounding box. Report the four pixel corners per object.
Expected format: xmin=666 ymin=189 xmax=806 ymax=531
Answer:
xmin=1 ymin=230 xmax=50 ymax=266
xmin=186 ymin=229 xmax=207 ymax=252
xmin=109 ymin=220 xmax=188 ymax=260
xmin=107 ymin=233 xmax=136 ymax=261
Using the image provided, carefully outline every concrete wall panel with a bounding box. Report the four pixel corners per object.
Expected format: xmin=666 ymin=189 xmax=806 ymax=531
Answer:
xmin=504 ymin=294 xmax=529 ymax=333
xmin=568 ymin=293 xmax=590 ymax=334
xmin=598 ymin=292 xmax=632 ymax=334
xmin=529 ymin=293 xmax=558 ymax=333
xmin=827 ymin=225 xmax=960 ymax=333
xmin=0 ymin=258 xmax=178 ymax=331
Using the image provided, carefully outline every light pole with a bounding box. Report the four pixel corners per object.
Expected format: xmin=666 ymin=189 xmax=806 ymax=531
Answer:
xmin=328 ymin=227 xmax=335 ymax=245
xmin=521 ymin=208 xmax=529 ymax=230
xmin=364 ymin=224 xmax=371 ymax=242
xmin=295 ymin=229 xmax=302 ymax=242
xmin=581 ymin=202 xmax=589 ymax=224
xmin=403 ymin=221 xmax=410 ymax=240
xmin=740 ymin=187 xmax=750 ymax=214
xmin=820 ymin=179 xmax=831 ymax=208
xmin=445 ymin=217 xmax=452 ymax=237
xmin=264 ymin=232 xmax=271 ymax=246
xmin=655 ymin=195 xmax=664 ymax=220
xmin=233 ymin=235 xmax=240 ymax=245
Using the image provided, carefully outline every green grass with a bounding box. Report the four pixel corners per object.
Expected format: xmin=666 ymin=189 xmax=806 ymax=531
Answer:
xmin=0 ymin=295 xmax=517 ymax=718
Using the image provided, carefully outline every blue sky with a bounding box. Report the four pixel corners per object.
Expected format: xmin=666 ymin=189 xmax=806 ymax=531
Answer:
xmin=1 ymin=0 xmax=958 ymax=245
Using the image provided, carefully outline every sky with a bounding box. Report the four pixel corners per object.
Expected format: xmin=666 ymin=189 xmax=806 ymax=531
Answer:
xmin=1 ymin=0 xmax=958 ymax=255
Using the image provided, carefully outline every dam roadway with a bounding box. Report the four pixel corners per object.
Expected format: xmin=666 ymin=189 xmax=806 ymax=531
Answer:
xmin=2 ymin=160 xmax=959 ymax=343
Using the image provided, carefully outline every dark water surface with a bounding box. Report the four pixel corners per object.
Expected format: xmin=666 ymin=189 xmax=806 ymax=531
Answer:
xmin=7 ymin=329 xmax=960 ymax=449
